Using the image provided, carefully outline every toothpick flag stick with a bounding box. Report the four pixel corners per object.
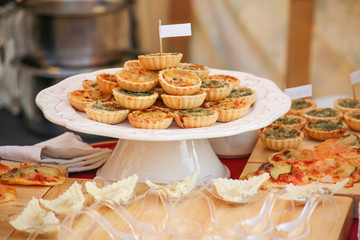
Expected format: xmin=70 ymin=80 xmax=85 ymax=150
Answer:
xmin=350 ymin=69 xmax=360 ymax=104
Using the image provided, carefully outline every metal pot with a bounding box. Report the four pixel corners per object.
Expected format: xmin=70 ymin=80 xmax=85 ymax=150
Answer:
xmin=17 ymin=0 xmax=135 ymax=67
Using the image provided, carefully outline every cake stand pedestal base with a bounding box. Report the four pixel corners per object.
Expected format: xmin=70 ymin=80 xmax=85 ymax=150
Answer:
xmin=96 ymin=138 xmax=230 ymax=183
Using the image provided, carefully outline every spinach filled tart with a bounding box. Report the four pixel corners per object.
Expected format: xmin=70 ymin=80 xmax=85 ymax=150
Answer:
xmin=343 ymin=110 xmax=360 ymax=131
xmin=269 ymin=115 xmax=306 ymax=130
xmin=96 ymin=73 xmax=119 ymax=95
xmin=128 ymin=107 xmax=174 ymax=129
xmin=173 ymin=108 xmax=218 ymax=128
xmin=224 ymin=86 xmax=257 ymax=106
xmin=206 ymin=74 xmax=240 ymax=88
xmin=85 ymin=101 xmax=130 ymax=124
xmin=67 ymin=89 xmax=112 ymax=112
xmin=287 ymin=98 xmax=317 ymax=116
xmin=112 ymin=88 xmax=158 ymax=110
xmin=304 ymin=120 xmax=348 ymax=140
xmin=260 ymin=127 xmax=304 ymax=151
xmin=302 ymin=107 xmax=343 ymax=123
xmin=200 ymin=79 xmax=233 ymax=101
xmin=334 ymin=97 xmax=360 ymax=113
xmin=82 ymin=79 xmax=99 ymax=90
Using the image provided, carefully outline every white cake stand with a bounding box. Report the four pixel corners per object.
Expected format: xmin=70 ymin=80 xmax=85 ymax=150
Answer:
xmin=36 ymin=68 xmax=291 ymax=183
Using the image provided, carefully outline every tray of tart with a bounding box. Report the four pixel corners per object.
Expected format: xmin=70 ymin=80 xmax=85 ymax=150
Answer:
xmin=241 ymin=97 xmax=360 ymax=219
xmin=0 ymin=175 xmax=354 ymax=240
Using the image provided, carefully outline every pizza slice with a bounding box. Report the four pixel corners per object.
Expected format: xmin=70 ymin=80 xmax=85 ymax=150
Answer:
xmin=0 ymin=183 xmax=16 ymax=203
xmin=0 ymin=163 xmax=66 ymax=186
xmin=268 ymin=148 xmax=317 ymax=172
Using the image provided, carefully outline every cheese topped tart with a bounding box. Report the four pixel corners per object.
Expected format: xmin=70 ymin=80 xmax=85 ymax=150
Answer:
xmin=85 ymin=101 xmax=130 ymax=124
xmin=203 ymin=99 xmax=250 ymax=122
xmin=225 ymin=86 xmax=257 ymax=106
xmin=206 ymin=74 xmax=240 ymax=88
xmin=124 ymin=59 xmax=143 ymax=68
xmin=82 ymin=79 xmax=99 ymax=90
xmin=67 ymin=89 xmax=111 ymax=112
xmin=138 ymin=53 xmax=182 ymax=70
xmin=269 ymin=114 xmax=307 ymax=130
xmin=334 ymin=97 xmax=360 ymax=113
xmin=176 ymin=63 xmax=210 ymax=80
xmin=159 ymin=68 xmax=201 ymax=96
xmin=287 ymin=98 xmax=317 ymax=116
xmin=96 ymin=73 xmax=119 ymax=94
xmin=344 ymin=110 xmax=360 ymax=131
xmin=200 ymin=79 xmax=233 ymax=101
xmin=128 ymin=108 xmax=174 ymax=129
xmin=112 ymin=88 xmax=158 ymax=110
xmin=174 ymin=107 xmax=219 ymax=128
xmin=304 ymin=120 xmax=348 ymax=140
xmin=303 ymin=107 xmax=343 ymax=123
xmin=260 ymin=126 xmax=304 ymax=151
xmin=115 ymin=67 xmax=159 ymax=92
xmin=161 ymin=91 xmax=207 ymax=110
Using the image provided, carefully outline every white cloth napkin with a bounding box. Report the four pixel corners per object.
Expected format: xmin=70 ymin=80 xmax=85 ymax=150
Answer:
xmin=0 ymin=132 xmax=113 ymax=172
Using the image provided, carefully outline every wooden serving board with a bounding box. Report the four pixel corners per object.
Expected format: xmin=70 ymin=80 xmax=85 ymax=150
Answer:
xmin=4 ymin=178 xmax=354 ymax=240
xmin=244 ymin=129 xmax=360 ymax=219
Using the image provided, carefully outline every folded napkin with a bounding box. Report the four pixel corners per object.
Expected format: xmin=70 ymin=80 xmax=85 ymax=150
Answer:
xmin=0 ymin=132 xmax=113 ymax=172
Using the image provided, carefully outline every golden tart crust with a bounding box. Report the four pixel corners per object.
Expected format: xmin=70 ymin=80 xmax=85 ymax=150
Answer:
xmin=302 ymin=107 xmax=343 ymax=123
xmin=304 ymin=120 xmax=348 ymax=141
xmin=116 ymin=67 xmax=159 ymax=92
xmin=224 ymin=86 xmax=257 ymax=106
xmin=96 ymin=73 xmax=118 ymax=95
xmin=159 ymin=68 xmax=201 ymax=96
xmin=260 ymin=127 xmax=304 ymax=151
xmin=206 ymin=75 xmax=240 ymax=88
xmin=85 ymin=101 xmax=130 ymax=124
xmin=334 ymin=97 xmax=360 ymax=113
xmin=161 ymin=91 xmax=206 ymax=110
xmin=269 ymin=115 xmax=307 ymax=130
xmin=82 ymin=79 xmax=99 ymax=90
xmin=176 ymin=63 xmax=210 ymax=80
xmin=138 ymin=53 xmax=182 ymax=70
xmin=203 ymin=99 xmax=250 ymax=122
xmin=174 ymin=108 xmax=218 ymax=128
xmin=128 ymin=108 xmax=174 ymax=129
xmin=287 ymin=98 xmax=317 ymax=116
xmin=200 ymin=79 xmax=233 ymax=101
xmin=343 ymin=110 xmax=360 ymax=131
xmin=67 ymin=89 xmax=111 ymax=112
xmin=124 ymin=59 xmax=143 ymax=68
xmin=112 ymin=88 xmax=158 ymax=110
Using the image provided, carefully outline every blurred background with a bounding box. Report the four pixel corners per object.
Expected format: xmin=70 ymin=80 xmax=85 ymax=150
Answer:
xmin=0 ymin=0 xmax=360 ymax=145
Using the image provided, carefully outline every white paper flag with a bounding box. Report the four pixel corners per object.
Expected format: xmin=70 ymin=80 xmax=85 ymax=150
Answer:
xmin=284 ymin=84 xmax=312 ymax=100
xmin=159 ymin=23 xmax=192 ymax=38
xmin=350 ymin=70 xmax=360 ymax=85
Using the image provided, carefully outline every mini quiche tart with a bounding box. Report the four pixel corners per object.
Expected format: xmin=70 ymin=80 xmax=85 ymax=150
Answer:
xmin=112 ymin=88 xmax=158 ymax=110
xmin=304 ymin=120 xmax=348 ymax=141
xmin=343 ymin=110 xmax=360 ymax=131
xmin=303 ymin=107 xmax=343 ymax=123
xmin=224 ymin=86 xmax=257 ymax=106
xmin=85 ymin=101 xmax=130 ymax=124
xmin=138 ymin=53 xmax=182 ymax=70
xmin=334 ymin=97 xmax=360 ymax=113
xmin=200 ymin=79 xmax=233 ymax=101
xmin=82 ymin=79 xmax=99 ymax=90
xmin=115 ymin=67 xmax=159 ymax=92
xmin=287 ymin=98 xmax=317 ymax=116
xmin=174 ymin=108 xmax=219 ymax=128
xmin=161 ymin=91 xmax=207 ymax=109
xmin=260 ymin=127 xmax=304 ymax=151
xmin=203 ymin=99 xmax=250 ymax=122
xmin=128 ymin=108 xmax=174 ymax=129
xmin=176 ymin=63 xmax=210 ymax=80
xmin=159 ymin=68 xmax=201 ymax=96
xmin=67 ymin=89 xmax=111 ymax=112
xmin=124 ymin=59 xmax=143 ymax=68
xmin=206 ymin=75 xmax=240 ymax=89
xmin=269 ymin=115 xmax=307 ymax=130
xmin=96 ymin=73 xmax=119 ymax=95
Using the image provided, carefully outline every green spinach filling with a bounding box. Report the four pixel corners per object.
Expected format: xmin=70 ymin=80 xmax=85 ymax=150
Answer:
xmin=306 ymin=108 xmax=339 ymax=117
xmin=117 ymin=89 xmax=154 ymax=97
xmin=92 ymin=102 xmax=123 ymax=111
xmin=177 ymin=108 xmax=214 ymax=116
xmin=227 ymin=88 xmax=252 ymax=98
xmin=307 ymin=120 xmax=343 ymax=131
xmin=273 ymin=116 xmax=300 ymax=125
xmin=263 ymin=128 xmax=299 ymax=139
xmin=291 ymin=99 xmax=311 ymax=110
xmin=338 ymin=98 xmax=360 ymax=108
xmin=201 ymin=80 xmax=228 ymax=88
